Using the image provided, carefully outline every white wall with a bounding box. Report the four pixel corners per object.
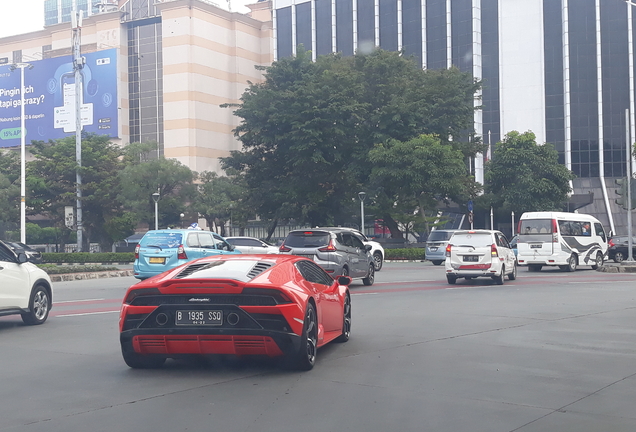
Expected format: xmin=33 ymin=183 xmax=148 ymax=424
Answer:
xmin=498 ymin=0 xmax=545 ymax=143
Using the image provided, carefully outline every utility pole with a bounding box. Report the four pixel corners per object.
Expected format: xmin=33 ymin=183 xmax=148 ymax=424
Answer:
xmin=72 ymin=8 xmax=85 ymax=252
xmin=626 ymin=110 xmax=634 ymax=262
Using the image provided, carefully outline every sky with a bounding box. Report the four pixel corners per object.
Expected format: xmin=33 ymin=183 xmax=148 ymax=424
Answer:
xmin=0 ymin=0 xmax=255 ymax=39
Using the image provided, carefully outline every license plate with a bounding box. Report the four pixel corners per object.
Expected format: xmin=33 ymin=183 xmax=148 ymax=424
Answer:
xmin=149 ymin=257 xmax=165 ymax=264
xmin=530 ymin=244 xmax=542 ymax=249
xmin=175 ymin=310 xmax=223 ymax=326
xmin=463 ymin=255 xmax=478 ymax=262
xmin=429 ymin=247 xmax=438 ymax=252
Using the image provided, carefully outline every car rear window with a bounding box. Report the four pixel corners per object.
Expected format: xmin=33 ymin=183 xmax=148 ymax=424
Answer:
xmin=139 ymin=232 xmax=183 ymax=248
xmin=450 ymin=233 xmax=493 ymax=247
xmin=519 ymin=219 xmax=553 ymax=235
xmin=285 ymin=232 xmax=330 ymax=248
xmin=428 ymin=231 xmax=454 ymax=242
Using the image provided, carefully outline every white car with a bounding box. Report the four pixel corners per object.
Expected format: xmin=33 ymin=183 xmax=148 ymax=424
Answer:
xmin=0 ymin=240 xmax=53 ymax=324
xmin=225 ymin=236 xmax=280 ymax=254
xmin=317 ymin=227 xmax=385 ymax=271
xmin=444 ymin=230 xmax=517 ymax=285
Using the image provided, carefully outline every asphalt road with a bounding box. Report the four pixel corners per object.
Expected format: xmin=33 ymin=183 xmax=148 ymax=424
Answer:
xmin=1 ymin=263 xmax=635 ymax=432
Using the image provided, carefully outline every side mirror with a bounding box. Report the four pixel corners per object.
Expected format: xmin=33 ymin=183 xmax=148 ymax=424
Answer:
xmin=17 ymin=252 xmax=28 ymax=264
xmin=337 ymin=275 xmax=352 ymax=286
xmin=365 ymin=244 xmax=372 ymax=252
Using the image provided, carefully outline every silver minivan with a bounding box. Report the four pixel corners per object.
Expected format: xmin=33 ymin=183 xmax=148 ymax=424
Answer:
xmin=279 ymin=228 xmax=375 ymax=285
xmin=425 ymin=229 xmax=458 ymax=265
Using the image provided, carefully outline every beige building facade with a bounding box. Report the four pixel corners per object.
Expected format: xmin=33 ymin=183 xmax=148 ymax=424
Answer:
xmin=0 ymin=0 xmax=273 ymax=174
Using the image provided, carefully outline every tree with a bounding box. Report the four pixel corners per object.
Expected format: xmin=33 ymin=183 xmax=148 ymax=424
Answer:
xmin=27 ymin=134 xmax=125 ymax=250
xmin=0 ymin=151 xmax=20 ymax=234
xmin=222 ymin=48 xmax=482 ymax=229
xmin=483 ymin=131 xmax=575 ymax=214
xmin=192 ymin=171 xmax=248 ymax=236
xmin=118 ymin=153 xmax=196 ymax=230
xmin=368 ymin=134 xmax=474 ymax=238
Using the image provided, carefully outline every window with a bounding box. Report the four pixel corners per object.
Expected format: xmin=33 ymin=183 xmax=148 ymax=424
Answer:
xmin=350 ymin=235 xmax=365 ymax=249
xmin=296 ymin=260 xmax=334 ymax=285
xmin=198 ymin=233 xmax=215 ymax=248
xmin=0 ymin=243 xmax=16 ymax=262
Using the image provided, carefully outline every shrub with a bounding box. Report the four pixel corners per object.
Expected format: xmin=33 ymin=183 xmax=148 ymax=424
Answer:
xmin=385 ymin=248 xmax=426 ymax=260
xmin=37 ymin=264 xmax=120 ymax=274
xmin=42 ymin=252 xmax=135 ymax=263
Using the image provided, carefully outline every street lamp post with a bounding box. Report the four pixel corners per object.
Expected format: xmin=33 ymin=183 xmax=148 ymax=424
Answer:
xmin=180 ymin=213 xmax=185 ymax=229
xmin=152 ymin=191 xmax=160 ymax=230
xmin=9 ymin=62 xmax=33 ymax=244
xmin=358 ymin=192 xmax=367 ymax=234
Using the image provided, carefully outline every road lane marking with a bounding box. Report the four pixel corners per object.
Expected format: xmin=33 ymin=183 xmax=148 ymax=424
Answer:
xmin=56 ymin=310 xmax=119 ymax=318
xmin=55 ymin=298 xmax=105 ymax=304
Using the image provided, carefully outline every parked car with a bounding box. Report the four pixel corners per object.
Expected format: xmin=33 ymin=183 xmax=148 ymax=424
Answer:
xmin=425 ymin=229 xmax=459 ymax=265
xmin=120 ymin=254 xmax=352 ymax=370
xmin=317 ymin=227 xmax=385 ymax=271
xmin=445 ymin=230 xmax=517 ymax=285
xmin=608 ymin=236 xmax=636 ymax=263
xmin=133 ymin=229 xmax=241 ymax=280
xmin=279 ymin=228 xmax=375 ymax=285
xmin=225 ymin=236 xmax=280 ymax=254
xmin=6 ymin=242 xmax=43 ymax=264
xmin=0 ymin=240 xmax=53 ymax=325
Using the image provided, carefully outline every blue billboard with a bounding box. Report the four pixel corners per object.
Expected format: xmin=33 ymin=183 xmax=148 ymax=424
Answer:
xmin=0 ymin=48 xmax=118 ymax=147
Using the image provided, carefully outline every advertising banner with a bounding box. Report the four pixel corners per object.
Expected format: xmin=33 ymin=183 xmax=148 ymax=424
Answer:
xmin=0 ymin=48 xmax=118 ymax=148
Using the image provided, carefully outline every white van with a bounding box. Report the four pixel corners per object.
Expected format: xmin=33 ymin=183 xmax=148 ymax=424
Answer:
xmin=516 ymin=212 xmax=608 ymax=272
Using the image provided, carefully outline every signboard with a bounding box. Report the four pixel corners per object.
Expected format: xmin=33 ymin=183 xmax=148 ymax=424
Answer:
xmin=0 ymin=48 xmax=118 ymax=147
xmin=64 ymin=206 xmax=74 ymax=229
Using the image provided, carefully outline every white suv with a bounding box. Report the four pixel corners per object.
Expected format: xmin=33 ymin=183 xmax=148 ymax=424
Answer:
xmin=0 ymin=240 xmax=53 ymax=324
xmin=444 ymin=230 xmax=517 ymax=285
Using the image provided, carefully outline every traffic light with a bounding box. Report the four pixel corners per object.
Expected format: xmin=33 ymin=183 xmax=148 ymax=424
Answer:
xmin=615 ymin=177 xmax=636 ymax=210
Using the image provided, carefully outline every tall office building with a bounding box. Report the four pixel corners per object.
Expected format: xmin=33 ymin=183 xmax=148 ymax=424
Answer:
xmin=272 ymin=0 xmax=636 ymax=233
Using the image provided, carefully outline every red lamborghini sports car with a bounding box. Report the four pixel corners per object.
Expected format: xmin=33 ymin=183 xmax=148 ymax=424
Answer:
xmin=119 ymin=254 xmax=352 ymax=370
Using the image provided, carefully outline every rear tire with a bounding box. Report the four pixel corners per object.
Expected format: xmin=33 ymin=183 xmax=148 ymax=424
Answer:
xmin=446 ymin=275 xmax=457 ymax=284
xmin=432 ymin=260 xmax=444 ymax=266
xmin=563 ymin=254 xmax=577 ymax=272
xmin=21 ymin=285 xmax=51 ymax=325
xmin=613 ymin=251 xmax=624 ymax=263
xmin=494 ymin=265 xmax=505 ymax=285
xmin=290 ymin=303 xmax=318 ymax=371
xmin=341 ymin=266 xmax=349 ymax=277
xmin=335 ymin=293 xmax=351 ymax=343
xmin=362 ymin=264 xmax=375 ymax=286
xmin=508 ymin=261 xmax=517 ymax=280
xmin=591 ymin=252 xmax=603 ymax=270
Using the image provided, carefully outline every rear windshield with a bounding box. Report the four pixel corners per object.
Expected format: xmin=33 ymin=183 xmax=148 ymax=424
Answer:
xmin=285 ymin=232 xmax=330 ymax=248
xmin=428 ymin=231 xmax=454 ymax=242
xmin=139 ymin=232 xmax=183 ymax=248
xmin=519 ymin=219 xmax=553 ymax=235
xmin=450 ymin=233 xmax=493 ymax=247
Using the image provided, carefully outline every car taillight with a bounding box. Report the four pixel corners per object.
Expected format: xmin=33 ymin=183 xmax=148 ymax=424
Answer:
xmin=134 ymin=244 xmax=140 ymax=259
xmin=609 ymin=239 xmax=615 ymax=247
xmin=177 ymin=245 xmax=187 ymax=259
xmin=124 ymin=287 xmax=161 ymax=304
xmin=491 ymin=243 xmax=498 ymax=257
xmin=318 ymin=239 xmax=337 ymax=252
xmin=279 ymin=244 xmax=291 ymax=252
xmin=552 ymin=219 xmax=558 ymax=242
xmin=445 ymin=244 xmax=451 ymax=257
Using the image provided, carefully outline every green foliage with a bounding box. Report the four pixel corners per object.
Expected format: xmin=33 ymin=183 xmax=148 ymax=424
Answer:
xmin=37 ymin=264 xmax=120 ymax=274
xmin=0 ymin=151 xmax=20 ymax=225
xmin=384 ymin=248 xmax=426 ymax=260
xmin=222 ymin=48 xmax=482 ymax=229
xmin=192 ymin=171 xmax=248 ymax=236
xmin=117 ymin=153 xmax=196 ymax=229
xmin=42 ymin=252 xmax=134 ymax=263
xmin=27 ymin=134 xmax=126 ymax=249
xmin=483 ymin=131 xmax=575 ymax=214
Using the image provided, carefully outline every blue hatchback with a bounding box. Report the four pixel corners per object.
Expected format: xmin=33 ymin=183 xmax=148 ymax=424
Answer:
xmin=133 ymin=229 xmax=241 ymax=280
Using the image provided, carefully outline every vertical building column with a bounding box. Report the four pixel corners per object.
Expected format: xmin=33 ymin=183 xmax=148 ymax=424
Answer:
xmin=375 ymin=0 xmax=380 ymax=47
xmin=628 ymin=5 xmax=636 ymax=169
xmin=311 ymin=0 xmax=317 ymax=61
xmin=332 ymin=0 xmax=337 ymax=52
xmin=292 ymin=0 xmax=297 ymax=56
xmin=595 ymin=0 xmax=604 ymax=176
xmin=446 ymin=0 xmax=452 ymax=68
xmin=562 ymin=0 xmax=572 ymax=171
xmin=353 ymin=0 xmax=358 ymax=52
xmin=273 ymin=7 xmax=279 ymax=61
xmin=473 ymin=0 xmax=483 ymax=184
xmin=421 ymin=0 xmax=427 ymax=69
xmin=397 ymin=0 xmax=403 ymax=50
